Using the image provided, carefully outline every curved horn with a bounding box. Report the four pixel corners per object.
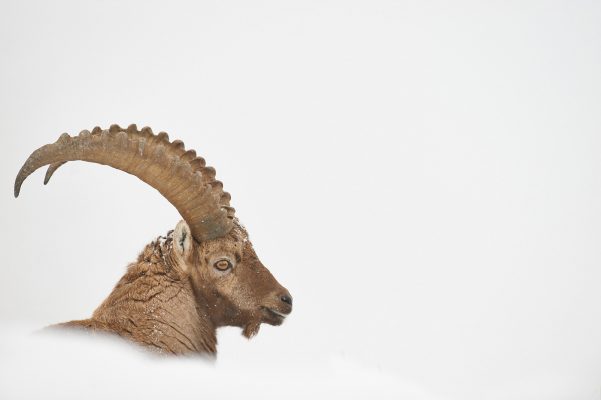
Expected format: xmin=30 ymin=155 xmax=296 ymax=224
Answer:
xmin=44 ymin=161 xmax=66 ymax=185
xmin=14 ymin=124 xmax=235 ymax=242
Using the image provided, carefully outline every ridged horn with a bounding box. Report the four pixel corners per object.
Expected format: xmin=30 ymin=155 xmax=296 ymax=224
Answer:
xmin=14 ymin=125 xmax=235 ymax=241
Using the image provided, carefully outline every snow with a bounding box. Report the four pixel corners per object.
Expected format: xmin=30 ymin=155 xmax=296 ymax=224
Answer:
xmin=0 ymin=323 xmax=433 ymax=400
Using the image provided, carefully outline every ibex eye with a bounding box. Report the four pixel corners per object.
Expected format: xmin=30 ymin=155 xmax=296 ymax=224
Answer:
xmin=214 ymin=259 xmax=232 ymax=271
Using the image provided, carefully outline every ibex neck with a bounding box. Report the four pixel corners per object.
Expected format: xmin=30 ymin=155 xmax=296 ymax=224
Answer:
xmin=88 ymin=238 xmax=218 ymax=355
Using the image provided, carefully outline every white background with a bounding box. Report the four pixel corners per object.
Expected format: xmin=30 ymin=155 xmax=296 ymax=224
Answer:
xmin=1 ymin=1 xmax=600 ymax=399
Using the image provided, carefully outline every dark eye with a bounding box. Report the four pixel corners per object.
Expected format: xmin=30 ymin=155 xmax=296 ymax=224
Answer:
xmin=214 ymin=259 xmax=232 ymax=271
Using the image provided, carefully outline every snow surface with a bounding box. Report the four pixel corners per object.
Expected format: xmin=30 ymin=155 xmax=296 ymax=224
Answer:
xmin=0 ymin=324 xmax=435 ymax=400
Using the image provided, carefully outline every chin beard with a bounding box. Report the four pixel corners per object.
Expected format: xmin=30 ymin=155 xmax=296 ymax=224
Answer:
xmin=242 ymin=319 xmax=261 ymax=338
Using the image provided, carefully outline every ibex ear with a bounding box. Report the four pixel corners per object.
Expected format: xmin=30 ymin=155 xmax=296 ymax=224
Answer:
xmin=173 ymin=220 xmax=193 ymax=272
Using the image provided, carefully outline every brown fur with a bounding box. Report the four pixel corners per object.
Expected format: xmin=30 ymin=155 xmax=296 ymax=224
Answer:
xmin=57 ymin=220 xmax=292 ymax=356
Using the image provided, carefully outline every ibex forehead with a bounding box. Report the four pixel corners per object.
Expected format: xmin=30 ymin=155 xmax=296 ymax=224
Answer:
xmin=230 ymin=220 xmax=249 ymax=242
xmin=198 ymin=219 xmax=249 ymax=255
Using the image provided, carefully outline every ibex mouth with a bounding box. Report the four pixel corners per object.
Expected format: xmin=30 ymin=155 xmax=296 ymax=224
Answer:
xmin=267 ymin=309 xmax=288 ymax=318
xmin=262 ymin=307 xmax=289 ymax=325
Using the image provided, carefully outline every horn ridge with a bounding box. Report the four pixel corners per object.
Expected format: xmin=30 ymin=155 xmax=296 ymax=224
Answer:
xmin=15 ymin=125 xmax=234 ymax=241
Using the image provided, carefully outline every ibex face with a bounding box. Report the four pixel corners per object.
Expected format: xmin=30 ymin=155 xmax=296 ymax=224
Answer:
xmin=172 ymin=220 xmax=292 ymax=338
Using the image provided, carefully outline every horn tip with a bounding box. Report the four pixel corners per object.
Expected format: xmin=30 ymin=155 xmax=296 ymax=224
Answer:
xmin=13 ymin=180 xmax=22 ymax=198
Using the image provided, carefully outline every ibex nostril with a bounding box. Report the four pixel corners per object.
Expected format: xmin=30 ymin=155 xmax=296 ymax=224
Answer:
xmin=280 ymin=294 xmax=293 ymax=306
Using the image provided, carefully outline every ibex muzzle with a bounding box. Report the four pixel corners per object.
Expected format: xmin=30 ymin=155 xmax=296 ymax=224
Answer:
xmin=14 ymin=124 xmax=292 ymax=355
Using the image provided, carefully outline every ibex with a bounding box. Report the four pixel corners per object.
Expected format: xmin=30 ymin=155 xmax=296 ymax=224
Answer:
xmin=14 ymin=124 xmax=292 ymax=356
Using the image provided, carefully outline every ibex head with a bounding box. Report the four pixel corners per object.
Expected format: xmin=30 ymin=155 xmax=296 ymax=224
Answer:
xmin=14 ymin=124 xmax=292 ymax=350
xmin=170 ymin=219 xmax=292 ymax=338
